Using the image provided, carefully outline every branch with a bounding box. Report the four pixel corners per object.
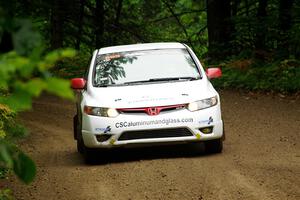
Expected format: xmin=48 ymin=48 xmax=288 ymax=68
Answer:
xmin=109 ymin=24 xmax=147 ymax=42
xmin=150 ymin=9 xmax=206 ymax=23
xmin=162 ymin=0 xmax=195 ymax=49
xmin=114 ymin=0 xmax=123 ymax=25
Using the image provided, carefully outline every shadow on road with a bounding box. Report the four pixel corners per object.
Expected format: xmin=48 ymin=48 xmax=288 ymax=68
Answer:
xmin=81 ymin=143 xmax=217 ymax=165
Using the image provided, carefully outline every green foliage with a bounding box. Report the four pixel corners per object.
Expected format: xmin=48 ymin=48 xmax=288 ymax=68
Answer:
xmin=211 ymin=59 xmax=300 ymax=93
xmin=12 ymin=149 xmax=36 ymax=184
xmin=0 ymin=141 xmax=36 ymax=184
xmin=0 ymin=48 xmax=75 ymax=112
xmin=0 ymin=188 xmax=14 ymax=200
xmin=0 ymin=46 xmax=75 ymax=185
xmin=0 ymin=167 xmax=9 ymax=179
xmin=0 ymin=8 xmax=76 ymax=192
xmin=53 ymin=52 xmax=91 ymax=78
xmin=0 ymin=105 xmax=26 ymax=140
xmin=0 ymin=107 xmax=32 ymax=185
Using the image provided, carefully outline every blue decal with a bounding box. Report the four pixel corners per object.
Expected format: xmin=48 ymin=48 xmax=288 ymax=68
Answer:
xmin=208 ymin=116 xmax=213 ymax=125
xmin=95 ymin=126 xmax=111 ymax=133
xmin=199 ymin=116 xmax=213 ymax=125
xmin=104 ymin=126 xmax=111 ymax=133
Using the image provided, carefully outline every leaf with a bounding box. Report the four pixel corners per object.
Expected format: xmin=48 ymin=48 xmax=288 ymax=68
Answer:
xmin=0 ymin=130 xmax=5 ymax=139
xmin=17 ymin=79 xmax=47 ymax=97
xmin=60 ymin=48 xmax=76 ymax=58
xmin=0 ymin=188 xmax=14 ymax=200
xmin=44 ymin=51 xmax=60 ymax=64
xmin=13 ymin=151 xmax=36 ymax=184
xmin=0 ymin=89 xmax=32 ymax=112
xmin=45 ymin=77 xmax=74 ymax=100
xmin=0 ymin=143 xmax=13 ymax=168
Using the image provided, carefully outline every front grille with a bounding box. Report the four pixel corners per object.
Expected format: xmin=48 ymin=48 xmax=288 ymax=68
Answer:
xmin=118 ymin=128 xmax=193 ymax=141
xmin=117 ymin=104 xmax=185 ymax=115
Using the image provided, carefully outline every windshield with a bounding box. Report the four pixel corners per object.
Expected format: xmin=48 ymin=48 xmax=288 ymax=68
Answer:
xmin=93 ymin=48 xmax=201 ymax=86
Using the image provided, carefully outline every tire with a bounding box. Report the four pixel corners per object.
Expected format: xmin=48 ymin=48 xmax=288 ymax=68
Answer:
xmin=75 ymin=115 xmax=98 ymax=164
xmin=73 ymin=115 xmax=78 ymax=140
xmin=75 ymin=114 xmax=84 ymax=154
xmin=82 ymin=146 xmax=96 ymax=164
xmin=76 ymin=132 xmax=85 ymax=154
xmin=77 ymin=131 xmax=96 ymax=164
xmin=204 ymin=138 xmax=223 ymax=154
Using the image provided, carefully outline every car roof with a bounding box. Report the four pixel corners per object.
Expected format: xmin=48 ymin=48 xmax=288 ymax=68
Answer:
xmin=98 ymin=42 xmax=186 ymax=54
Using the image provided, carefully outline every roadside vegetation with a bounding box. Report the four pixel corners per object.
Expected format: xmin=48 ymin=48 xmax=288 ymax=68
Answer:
xmin=0 ymin=0 xmax=299 ymax=199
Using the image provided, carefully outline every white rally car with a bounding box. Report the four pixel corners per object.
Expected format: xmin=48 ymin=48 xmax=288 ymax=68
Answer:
xmin=71 ymin=42 xmax=224 ymax=162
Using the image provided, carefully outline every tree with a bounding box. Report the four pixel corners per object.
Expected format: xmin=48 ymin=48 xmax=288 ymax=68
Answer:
xmin=50 ymin=0 xmax=65 ymax=49
xmin=206 ymin=0 xmax=232 ymax=60
xmin=255 ymin=0 xmax=268 ymax=52
xmin=277 ymin=0 xmax=294 ymax=58
xmin=95 ymin=0 xmax=104 ymax=48
xmin=75 ymin=0 xmax=86 ymax=50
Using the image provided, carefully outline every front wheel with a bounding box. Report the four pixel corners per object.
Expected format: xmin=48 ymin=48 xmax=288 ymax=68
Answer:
xmin=204 ymin=138 xmax=223 ymax=154
xmin=77 ymin=133 xmax=96 ymax=164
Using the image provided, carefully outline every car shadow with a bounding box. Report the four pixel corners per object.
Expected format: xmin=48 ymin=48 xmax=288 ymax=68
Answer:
xmin=84 ymin=142 xmax=212 ymax=165
xmin=35 ymin=142 xmax=220 ymax=167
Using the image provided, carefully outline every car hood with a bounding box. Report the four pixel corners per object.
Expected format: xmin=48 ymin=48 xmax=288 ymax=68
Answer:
xmin=84 ymin=80 xmax=217 ymax=108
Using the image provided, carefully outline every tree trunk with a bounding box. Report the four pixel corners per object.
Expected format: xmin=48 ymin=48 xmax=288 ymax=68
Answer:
xmin=231 ymin=0 xmax=241 ymax=54
xmin=75 ymin=0 xmax=85 ymax=50
xmin=111 ymin=0 xmax=123 ymax=44
xmin=115 ymin=0 xmax=123 ymax=25
xmin=277 ymin=0 xmax=294 ymax=58
xmin=206 ymin=0 xmax=232 ymax=60
xmin=50 ymin=0 xmax=65 ymax=49
xmin=255 ymin=0 xmax=268 ymax=52
xmin=0 ymin=31 xmax=13 ymax=53
xmin=232 ymin=0 xmax=241 ymax=17
xmin=95 ymin=0 xmax=104 ymax=48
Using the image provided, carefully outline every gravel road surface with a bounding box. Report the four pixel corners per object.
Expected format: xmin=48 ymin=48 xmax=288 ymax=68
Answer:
xmin=4 ymin=90 xmax=300 ymax=200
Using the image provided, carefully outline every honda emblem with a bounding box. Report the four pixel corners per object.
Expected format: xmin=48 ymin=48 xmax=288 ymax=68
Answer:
xmin=146 ymin=107 xmax=160 ymax=116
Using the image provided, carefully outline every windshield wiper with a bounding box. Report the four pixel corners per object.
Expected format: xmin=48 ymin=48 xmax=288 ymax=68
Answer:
xmin=149 ymin=76 xmax=199 ymax=81
xmin=123 ymin=76 xmax=200 ymax=85
xmin=94 ymin=82 xmax=116 ymax=87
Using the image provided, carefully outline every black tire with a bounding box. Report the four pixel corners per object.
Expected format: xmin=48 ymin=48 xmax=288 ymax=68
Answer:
xmin=75 ymin=114 xmax=84 ymax=154
xmin=77 ymin=131 xmax=97 ymax=164
xmin=73 ymin=115 xmax=78 ymax=140
xmin=82 ymin=146 xmax=96 ymax=164
xmin=75 ymin=115 xmax=98 ymax=164
xmin=204 ymin=138 xmax=223 ymax=154
xmin=76 ymin=132 xmax=85 ymax=154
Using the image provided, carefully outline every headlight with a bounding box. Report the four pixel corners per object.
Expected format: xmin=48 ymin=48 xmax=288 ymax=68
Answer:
xmin=187 ymin=96 xmax=218 ymax=111
xmin=84 ymin=106 xmax=119 ymax=117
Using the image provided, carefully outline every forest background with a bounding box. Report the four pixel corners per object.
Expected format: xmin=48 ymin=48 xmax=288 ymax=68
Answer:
xmin=0 ymin=0 xmax=299 ymax=198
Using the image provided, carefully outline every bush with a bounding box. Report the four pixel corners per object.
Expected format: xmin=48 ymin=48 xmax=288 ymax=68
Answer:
xmin=211 ymin=59 xmax=300 ymax=93
xmin=52 ymin=52 xmax=91 ymax=78
xmin=0 ymin=189 xmax=14 ymax=200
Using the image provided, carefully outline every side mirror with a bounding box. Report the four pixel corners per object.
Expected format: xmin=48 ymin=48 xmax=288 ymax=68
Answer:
xmin=206 ymin=68 xmax=222 ymax=79
xmin=71 ymin=78 xmax=86 ymax=89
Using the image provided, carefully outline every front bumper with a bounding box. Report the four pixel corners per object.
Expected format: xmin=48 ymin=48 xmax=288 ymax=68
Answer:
xmin=81 ymin=106 xmax=223 ymax=148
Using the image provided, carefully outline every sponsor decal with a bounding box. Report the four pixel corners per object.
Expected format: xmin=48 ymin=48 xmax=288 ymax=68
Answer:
xmin=109 ymin=138 xmax=116 ymax=145
xmin=115 ymin=118 xmax=193 ymax=128
xmin=128 ymin=97 xmax=173 ymax=104
xmin=104 ymin=54 xmax=121 ymax=61
xmin=95 ymin=126 xmax=111 ymax=133
xmin=198 ymin=116 xmax=213 ymax=125
xmin=208 ymin=116 xmax=213 ymax=125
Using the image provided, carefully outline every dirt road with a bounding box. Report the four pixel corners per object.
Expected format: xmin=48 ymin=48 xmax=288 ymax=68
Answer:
xmin=4 ymin=90 xmax=300 ymax=200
